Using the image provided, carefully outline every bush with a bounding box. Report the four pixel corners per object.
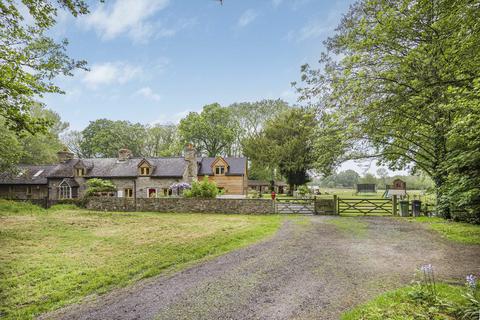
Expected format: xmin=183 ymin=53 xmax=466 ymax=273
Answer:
xmin=85 ymin=178 xmax=116 ymax=196
xmin=183 ymin=176 xmax=219 ymax=198
xmin=249 ymin=189 xmax=261 ymax=199
xmin=297 ymin=185 xmax=311 ymax=197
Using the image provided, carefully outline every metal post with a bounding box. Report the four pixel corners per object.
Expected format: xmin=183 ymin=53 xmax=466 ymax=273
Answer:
xmin=333 ymin=195 xmax=338 ymax=215
xmin=392 ymin=195 xmax=398 ymax=216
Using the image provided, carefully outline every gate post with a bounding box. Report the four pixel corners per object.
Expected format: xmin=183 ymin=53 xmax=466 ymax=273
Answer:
xmin=392 ymin=195 xmax=398 ymax=216
xmin=333 ymin=195 xmax=338 ymax=215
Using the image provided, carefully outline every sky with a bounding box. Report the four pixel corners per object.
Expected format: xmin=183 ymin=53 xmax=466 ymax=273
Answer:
xmin=41 ymin=0 xmax=407 ymax=175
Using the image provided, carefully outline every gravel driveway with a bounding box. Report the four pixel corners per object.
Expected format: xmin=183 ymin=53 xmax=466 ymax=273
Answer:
xmin=44 ymin=216 xmax=480 ymax=320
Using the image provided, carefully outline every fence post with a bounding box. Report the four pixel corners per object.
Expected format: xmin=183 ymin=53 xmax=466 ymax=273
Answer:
xmin=333 ymin=195 xmax=338 ymax=215
xmin=392 ymin=195 xmax=398 ymax=216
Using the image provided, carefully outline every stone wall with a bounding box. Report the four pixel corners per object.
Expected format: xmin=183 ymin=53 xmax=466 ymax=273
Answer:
xmin=86 ymin=197 xmax=275 ymax=214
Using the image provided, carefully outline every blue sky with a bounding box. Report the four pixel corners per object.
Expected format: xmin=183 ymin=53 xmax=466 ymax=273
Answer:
xmin=43 ymin=0 xmax=354 ymax=129
xmin=42 ymin=0 xmax=407 ymax=175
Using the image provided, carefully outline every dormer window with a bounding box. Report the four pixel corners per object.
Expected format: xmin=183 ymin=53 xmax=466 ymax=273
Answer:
xmin=75 ymin=168 xmax=85 ymax=177
xmin=140 ymin=167 xmax=150 ymax=175
xmin=215 ymin=166 xmax=225 ymax=175
xmin=138 ymin=158 xmax=153 ymax=176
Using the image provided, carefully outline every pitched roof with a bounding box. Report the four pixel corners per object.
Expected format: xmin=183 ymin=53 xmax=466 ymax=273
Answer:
xmin=48 ymin=158 xmax=188 ymax=178
xmin=0 ymin=165 xmax=55 ymax=185
xmin=0 ymin=156 xmax=247 ymax=184
xmin=198 ymin=157 xmax=246 ymax=176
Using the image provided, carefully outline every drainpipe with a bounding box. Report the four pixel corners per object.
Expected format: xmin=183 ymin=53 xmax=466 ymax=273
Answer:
xmin=133 ymin=179 xmax=137 ymax=211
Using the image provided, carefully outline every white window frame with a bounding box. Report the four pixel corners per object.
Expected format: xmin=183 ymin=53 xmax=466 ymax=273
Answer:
xmin=58 ymin=180 xmax=72 ymax=199
xmin=215 ymin=166 xmax=225 ymax=175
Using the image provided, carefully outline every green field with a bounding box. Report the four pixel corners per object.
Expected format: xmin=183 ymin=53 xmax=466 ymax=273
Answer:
xmin=0 ymin=201 xmax=282 ymax=320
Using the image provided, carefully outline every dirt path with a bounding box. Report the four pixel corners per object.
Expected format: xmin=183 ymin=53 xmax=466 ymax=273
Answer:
xmin=44 ymin=216 xmax=480 ymax=320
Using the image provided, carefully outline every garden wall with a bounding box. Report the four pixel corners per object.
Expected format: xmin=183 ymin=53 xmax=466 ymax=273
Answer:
xmin=85 ymin=197 xmax=275 ymax=214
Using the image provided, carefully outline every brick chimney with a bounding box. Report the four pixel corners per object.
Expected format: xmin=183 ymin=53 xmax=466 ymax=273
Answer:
xmin=57 ymin=150 xmax=75 ymax=163
xmin=118 ymin=148 xmax=132 ymax=161
xmin=184 ymin=143 xmax=198 ymax=182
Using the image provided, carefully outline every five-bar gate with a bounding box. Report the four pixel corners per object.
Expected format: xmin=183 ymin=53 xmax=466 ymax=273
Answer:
xmin=337 ymin=197 xmax=393 ymax=215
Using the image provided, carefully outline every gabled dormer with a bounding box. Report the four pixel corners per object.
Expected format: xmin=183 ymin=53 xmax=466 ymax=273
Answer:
xmin=138 ymin=158 xmax=153 ymax=176
xmin=73 ymin=160 xmax=87 ymax=177
xmin=210 ymin=157 xmax=229 ymax=176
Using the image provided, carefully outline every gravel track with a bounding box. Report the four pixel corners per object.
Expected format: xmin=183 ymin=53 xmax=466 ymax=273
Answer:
xmin=43 ymin=216 xmax=480 ymax=320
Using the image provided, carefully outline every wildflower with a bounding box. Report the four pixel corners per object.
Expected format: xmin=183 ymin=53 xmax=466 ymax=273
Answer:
xmin=420 ymin=264 xmax=433 ymax=272
xmin=466 ymin=274 xmax=477 ymax=288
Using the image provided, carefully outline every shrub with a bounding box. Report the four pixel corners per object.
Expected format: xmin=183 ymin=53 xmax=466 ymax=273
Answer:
xmin=169 ymin=182 xmax=191 ymax=196
xmin=297 ymin=185 xmax=311 ymax=197
xmin=183 ymin=176 xmax=219 ymax=198
xmin=85 ymin=178 xmax=116 ymax=196
xmin=249 ymin=189 xmax=261 ymax=199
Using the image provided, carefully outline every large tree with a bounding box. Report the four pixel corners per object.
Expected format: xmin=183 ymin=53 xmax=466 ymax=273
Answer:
xmin=80 ymin=119 xmax=147 ymax=158
xmin=296 ymin=0 xmax=480 ymax=217
xmin=178 ymin=103 xmax=237 ymax=157
xmin=143 ymin=124 xmax=182 ymax=157
xmin=1 ymin=0 xmax=88 ymax=134
xmin=243 ymin=108 xmax=317 ymax=193
xmin=228 ymin=99 xmax=290 ymax=157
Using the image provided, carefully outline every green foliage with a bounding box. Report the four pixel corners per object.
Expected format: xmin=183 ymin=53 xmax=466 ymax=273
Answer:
xmin=296 ymin=0 xmax=480 ymax=219
xmin=0 ymin=207 xmax=281 ymax=319
xmin=441 ymin=80 xmax=480 ymax=223
xmin=80 ymin=119 xmax=147 ymax=158
xmin=178 ymin=103 xmax=237 ymax=157
xmin=0 ymin=0 xmax=88 ymax=134
xmin=0 ymin=105 xmax=68 ymax=171
xmin=296 ymin=185 xmax=311 ymax=197
xmin=85 ymin=178 xmax=116 ymax=196
xmin=243 ymin=108 xmax=317 ymax=193
xmin=183 ymin=176 xmax=219 ymax=198
xmin=143 ymin=124 xmax=182 ymax=157
xmin=407 ymin=217 xmax=480 ymax=245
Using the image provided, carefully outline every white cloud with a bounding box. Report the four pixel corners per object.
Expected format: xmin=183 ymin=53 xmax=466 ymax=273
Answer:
xmin=83 ymin=0 xmax=170 ymax=42
xmin=135 ymin=87 xmax=161 ymax=102
xmin=82 ymin=62 xmax=141 ymax=88
xmin=298 ymin=20 xmax=331 ymax=41
xmin=237 ymin=9 xmax=257 ymax=28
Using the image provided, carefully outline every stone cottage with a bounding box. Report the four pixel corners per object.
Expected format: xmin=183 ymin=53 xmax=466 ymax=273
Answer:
xmin=0 ymin=145 xmax=248 ymax=200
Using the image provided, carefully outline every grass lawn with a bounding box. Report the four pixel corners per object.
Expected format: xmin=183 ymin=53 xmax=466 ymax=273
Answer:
xmin=405 ymin=216 xmax=480 ymax=245
xmin=0 ymin=201 xmax=282 ymax=320
xmin=341 ymin=283 xmax=471 ymax=320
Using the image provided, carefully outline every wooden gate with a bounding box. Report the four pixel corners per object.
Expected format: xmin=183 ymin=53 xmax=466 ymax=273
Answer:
xmin=337 ymin=198 xmax=393 ymax=215
xmin=275 ymin=198 xmax=315 ymax=214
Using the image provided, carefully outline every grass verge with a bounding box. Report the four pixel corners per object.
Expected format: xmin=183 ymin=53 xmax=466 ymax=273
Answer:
xmin=341 ymin=283 xmax=473 ymax=320
xmin=0 ymin=200 xmax=282 ymax=320
xmin=406 ymin=216 xmax=480 ymax=245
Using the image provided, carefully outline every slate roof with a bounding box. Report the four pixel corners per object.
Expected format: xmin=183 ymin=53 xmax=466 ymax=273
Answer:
xmin=198 ymin=157 xmax=247 ymax=176
xmin=0 ymin=165 xmax=55 ymax=185
xmin=0 ymin=156 xmax=246 ymax=184
xmin=47 ymin=158 xmax=188 ymax=178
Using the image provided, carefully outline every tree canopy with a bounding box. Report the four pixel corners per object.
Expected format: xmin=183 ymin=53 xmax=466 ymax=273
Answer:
xmin=296 ymin=0 xmax=480 ymax=218
xmin=243 ymin=107 xmax=317 ymax=193
xmin=178 ymin=103 xmax=237 ymax=157
xmin=0 ymin=0 xmax=88 ymax=134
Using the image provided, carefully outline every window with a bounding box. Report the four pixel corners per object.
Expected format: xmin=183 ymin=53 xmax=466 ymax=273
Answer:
xmin=58 ymin=183 xmax=72 ymax=199
xmin=75 ymin=168 xmax=85 ymax=177
xmin=26 ymin=186 xmax=32 ymax=195
xmin=140 ymin=167 xmax=150 ymax=175
xmin=215 ymin=166 xmax=225 ymax=175
xmin=148 ymin=188 xmax=157 ymax=198
xmin=125 ymin=188 xmax=133 ymax=198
